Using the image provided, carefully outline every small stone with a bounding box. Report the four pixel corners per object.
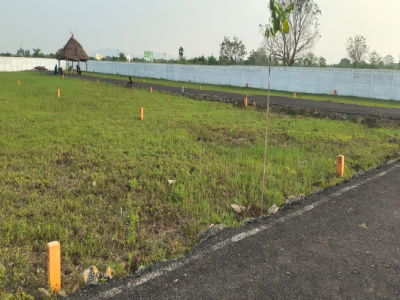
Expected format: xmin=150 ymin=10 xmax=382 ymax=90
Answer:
xmin=72 ymin=284 xmax=80 ymax=293
xmin=209 ymin=224 xmax=214 ymax=228
xmin=92 ymin=181 xmax=97 ymax=187
xmin=231 ymin=204 xmax=245 ymax=213
xmin=57 ymin=290 xmax=67 ymax=298
xmin=387 ymin=160 xmax=395 ymax=165
xmin=196 ymin=230 xmax=206 ymax=242
xmin=38 ymin=288 xmax=50 ymax=297
xmin=173 ymin=279 xmax=179 ymax=283
xmin=82 ymin=266 xmax=99 ymax=286
xmin=104 ymin=267 xmax=113 ymax=280
xmin=268 ymin=204 xmax=279 ymax=215
xmin=136 ymin=265 xmax=146 ymax=276
xmin=358 ymin=223 xmax=367 ymax=229
xmin=203 ymin=224 xmax=226 ymax=240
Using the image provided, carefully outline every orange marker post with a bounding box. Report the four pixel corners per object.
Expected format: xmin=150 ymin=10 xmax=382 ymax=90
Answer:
xmin=97 ymin=79 xmax=99 ymax=84
xmin=244 ymin=97 xmax=247 ymax=107
xmin=62 ymin=74 xmax=64 ymax=78
xmin=18 ymin=80 xmax=20 ymax=85
xmin=104 ymin=75 xmax=106 ymax=78
xmin=47 ymin=241 xmax=61 ymax=292
xmin=57 ymin=89 xmax=60 ymax=98
xmin=246 ymin=83 xmax=248 ymax=88
xmin=293 ymin=93 xmax=296 ymax=99
xmin=150 ymin=87 xmax=153 ymax=93
xmin=334 ymin=90 xmax=337 ymax=96
xmin=140 ymin=107 xmax=144 ymax=120
xmin=199 ymin=86 xmax=202 ymax=90
xmin=143 ymin=79 xmax=145 ymax=83
xmin=337 ymin=155 xmax=345 ymax=178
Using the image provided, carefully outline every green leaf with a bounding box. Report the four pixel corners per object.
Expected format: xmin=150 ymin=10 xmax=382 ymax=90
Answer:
xmin=285 ymin=3 xmax=294 ymax=13
xmin=273 ymin=18 xmax=280 ymax=33
xmin=266 ymin=29 xmax=270 ymax=39
xmin=270 ymin=0 xmax=275 ymax=12
xmin=282 ymin=19 xmax=290 ymax=34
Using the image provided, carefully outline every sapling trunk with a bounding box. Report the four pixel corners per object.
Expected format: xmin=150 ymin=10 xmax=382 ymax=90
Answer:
xmin=261 ymin=54 xmax=272 ymax=217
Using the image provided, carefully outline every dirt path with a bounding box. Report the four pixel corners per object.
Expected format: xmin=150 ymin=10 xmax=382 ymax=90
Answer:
xmin=78 ymin=75 xmax=400 ymax=120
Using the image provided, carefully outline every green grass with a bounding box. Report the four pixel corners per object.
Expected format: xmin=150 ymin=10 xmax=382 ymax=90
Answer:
xmin=84 ymin=71 xmax=400 ymax=109
xmin=0 ymin=71 xmax=399 ymax=298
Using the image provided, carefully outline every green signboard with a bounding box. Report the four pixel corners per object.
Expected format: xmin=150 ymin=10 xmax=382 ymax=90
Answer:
xmin=144 ymin=51 xmax=153 ymax=62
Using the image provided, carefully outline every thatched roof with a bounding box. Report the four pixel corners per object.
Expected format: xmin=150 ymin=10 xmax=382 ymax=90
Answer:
xmin=56 ymin=35 xmax=88 ymax=62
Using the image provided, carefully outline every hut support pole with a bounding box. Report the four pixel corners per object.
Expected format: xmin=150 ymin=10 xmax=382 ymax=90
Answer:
xmin=86 ymin=60 xmax=88 ymax=73
xmin=78 ymin=61 xmax=80 ymax=76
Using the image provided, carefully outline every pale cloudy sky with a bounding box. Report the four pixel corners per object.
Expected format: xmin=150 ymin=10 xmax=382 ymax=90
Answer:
xmin=1 ymin=0 xmax=399 ymax=63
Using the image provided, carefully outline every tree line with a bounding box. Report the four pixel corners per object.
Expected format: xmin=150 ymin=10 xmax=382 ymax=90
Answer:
xmin=1 ymin=0 xmax=398 ymax=70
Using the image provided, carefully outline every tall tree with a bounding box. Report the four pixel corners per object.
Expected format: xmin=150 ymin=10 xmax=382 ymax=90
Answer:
xmin=247 ymin=48 xmax=270 ymax=66
xmin=261 ymin=0 xmax=321 ymax=66
xmin=300 ymin=52 xmax=318 ymax=67
xmin=32 ymin=48 xmax=43 ymax=57
xmin=318 ymin=56 xmax=327 ymax=67
xmin=383 ymin=55 xmax=394 ymax=66
xmin=219 ymin=36 xmax=247 ymax=65
xmin=118 ymin=52 xmax=126 ymax=61
xmin=346 ymin=35 xmax=369 ymax=68
xmin=368 ymin=51 xmax=382 ymax=69
xmin=179 ymin=47 xmax=184 ymax=59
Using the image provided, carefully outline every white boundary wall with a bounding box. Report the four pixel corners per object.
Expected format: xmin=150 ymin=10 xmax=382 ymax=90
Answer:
xmin=2 ymin=57 xmax=400 ymax=101
xmin=0 ymin=57 xmax=67 ymax=72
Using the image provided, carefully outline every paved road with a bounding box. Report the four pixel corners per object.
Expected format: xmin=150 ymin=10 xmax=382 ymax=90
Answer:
xmin=70 ymin=161 xmax=400 ymax=300
xmin=79 ymin=75 xmax=400 ymax=120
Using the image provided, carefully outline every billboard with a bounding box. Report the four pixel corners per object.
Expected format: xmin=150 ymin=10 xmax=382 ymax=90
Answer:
xmin=144 ymin=51 xmax=153 ymax=62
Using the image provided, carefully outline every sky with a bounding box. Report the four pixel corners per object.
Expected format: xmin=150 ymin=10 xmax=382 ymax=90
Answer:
xmin=1 ymin=0 xmax=399 ymax=64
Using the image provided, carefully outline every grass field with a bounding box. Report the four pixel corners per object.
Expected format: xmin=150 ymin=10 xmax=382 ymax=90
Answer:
xmin=0 ymin=71 xmax=399 ymax=298
xmin=85 ymin=71 xmax=400 ymax=109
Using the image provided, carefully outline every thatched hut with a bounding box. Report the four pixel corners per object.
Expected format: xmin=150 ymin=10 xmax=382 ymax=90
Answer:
xmin=56 ymin=34 xmax=89 ymax=74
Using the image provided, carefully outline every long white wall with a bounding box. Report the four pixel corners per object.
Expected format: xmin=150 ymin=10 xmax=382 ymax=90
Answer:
xmin=0 ymin=57 xmax=68 ymax=72
xmin=2 ymin=57 xmax=400 ymax=101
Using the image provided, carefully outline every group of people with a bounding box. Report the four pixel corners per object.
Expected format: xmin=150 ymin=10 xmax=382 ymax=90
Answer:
xmin=54 ymin=64 xmax=82 ymax=76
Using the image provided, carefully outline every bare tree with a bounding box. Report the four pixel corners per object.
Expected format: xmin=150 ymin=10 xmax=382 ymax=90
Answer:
xmin=346 ymin=35 xmax=369 ymax=68
xmin=260 ymin=0 xmax=321 ymax=66
xmin=219 ymin=36 xmax=247 ymax=65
